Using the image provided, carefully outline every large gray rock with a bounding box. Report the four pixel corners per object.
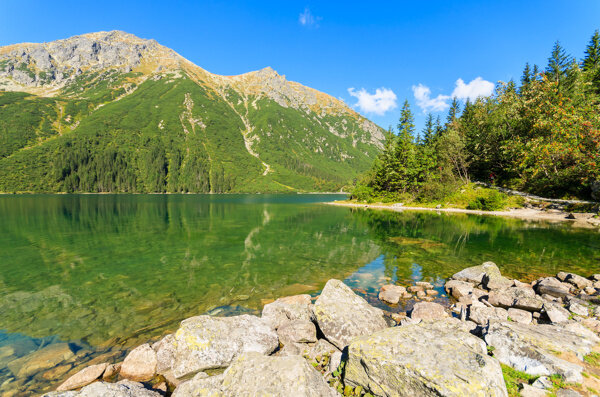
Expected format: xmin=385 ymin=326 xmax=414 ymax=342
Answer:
xmin=172 ymin=372 xmax=225 ymax=397
xmin=220 ymin=352 xmax=337 ymax=396
xmin=444 ymin=280 xmax=474 ymax=299
xmin=543 ymin=302 xmax=570 ymax=323
xmin=469 ymin=306 xmax=508 ymax=326
xmin=484 ymin=321 xmax=598 ymax=383
xmin=451 ymin=261 xmax=501 ymax=284
xmin=507 ymin=308 xmax=532 ymax=325
xmin=562 ymin=273 xmax=593 ymax=289
xmin=276 ymin=320 xmax=317 ymax=344
xmin=261 ymin=294 xmax=314 ymax=330
xmin=169 ymin=314 xmax=278 ymax=379
xmin=152 ymin=334 xmax=176 ymax=374
xmin=313 ymin=279 xmax=387 ymax=350
xmin=344 ymin=319 xmax=508 ymax=396
xmin=535 ymin=277 xmax=572 ymax=298
xmin=45 ymin=380 xmax=162 ymax=397
xmin=57 ymin=363 xmax=108 ymax=391
xmin=488 ymin=287 xmax=536 ymax=309
xmin=120 ymin=344 xmax=157 ymax=382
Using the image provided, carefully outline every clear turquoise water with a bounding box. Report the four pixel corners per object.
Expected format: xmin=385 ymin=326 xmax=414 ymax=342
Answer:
xmin=0 ymin=194 xmax=598 ymax=395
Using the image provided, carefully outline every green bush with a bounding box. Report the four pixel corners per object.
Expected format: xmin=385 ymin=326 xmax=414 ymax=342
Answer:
xmin=467 ymin=190 xmax=507 ymax=211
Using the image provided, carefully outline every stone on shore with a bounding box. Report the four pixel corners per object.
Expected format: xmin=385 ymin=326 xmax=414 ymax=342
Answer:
xmin=276 ymin=320 xmax=317 ymax=344
xmin=313 ymin=279 xmax=387 ymax=350
xmin=451 ymin=261 xmax=501 ymax=284
xmin=535 ymin=277 xmax=572 ymax=298
xmin=57 ymin=363 xmax=108 ymax=391
xmin=469 ymin=306 xmax=508 ymax=326
xmin=172 ymin=372 xmax=225 ymax=397
xmin=378 ymin=284 xmax=407 ymax=304
xmin=120 ymin=344 xmax=157 ymax=382
xmin=484 ymin=321 xmax=598 ymax=382
xmin=169 ymin=314 xmax=278 ymax=379
xmin=562 ymin=273 xmax=593 ymax=289
xmin=344 ymin=319 xmax=508 ymax=396
xmin=44 ymin=380 xmax=162 ymax=397
xmin=488 ymin=286 xmax=536 ymax=308
xmin=220 ymin=352 xmax=337 ymax=396
xmin=261 ymin=294 xmax=313 ymax=330
xmin=519 ymin=384 xmax=548 ymax=397
xmin=410 ymin=302 xmax=449 ymax=321
xmin=543 ymin=302 xmax=570 ymax=323
xmin=507 ymin=308 xmax=532 ymax=325
xmin=567 ymin=301 xmax=589 ymax=317
xmin=444 ymin=280 xmax=474 ymax=299
xmin=152 ymin=334 xmax=176 ymax=374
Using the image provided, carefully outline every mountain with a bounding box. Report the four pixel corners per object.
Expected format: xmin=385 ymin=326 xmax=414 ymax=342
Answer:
xmin=0 ymin=31 xmax=384 ymax=193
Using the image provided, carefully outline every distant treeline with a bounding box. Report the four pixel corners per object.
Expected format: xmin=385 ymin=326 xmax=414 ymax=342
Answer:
xmin=354 ymin=31 xmax=600 ymax=201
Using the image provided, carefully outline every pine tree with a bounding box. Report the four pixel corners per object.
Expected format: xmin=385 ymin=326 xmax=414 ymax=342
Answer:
xmin=521 ymin=62 xmax=532 ymax=86
xmin=393 ymin=100 xmax=417 ymax=192
xmin=434 ymin=115 xmax=443 ymax=138
xmin=546 ymin=41 xmax=572 ymax=86
xmin=532 ymin=64 xmax=540 ymax=80
xmin=583 ymin=30 xmax=600 ymax=71
xmin=447 ymin=98 xmax=460 ymax=124
xmin=421 ymin=113 xmax=435 ymax=145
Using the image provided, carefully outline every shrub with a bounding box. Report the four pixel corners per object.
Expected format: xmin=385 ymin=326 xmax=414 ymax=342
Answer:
xmin=467 ymin=190 xmax=507 ymax=211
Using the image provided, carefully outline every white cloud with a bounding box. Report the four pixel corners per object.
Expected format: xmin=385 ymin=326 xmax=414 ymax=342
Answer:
xmin=412 ymin=77 xmax=495 ymax=113
xmin=347 ymin=87 xmax=398 ymax=115
xmin=299 ymin=8 xmax=320 ymax=27
xmin=451 ymin=77 xmax=495 ymax=101
xmin=412 ymin=84 xmax=450 ymax=112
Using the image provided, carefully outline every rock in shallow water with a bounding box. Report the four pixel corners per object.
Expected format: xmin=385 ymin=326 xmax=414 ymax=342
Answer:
xmin=344 ymin=319 xmax=507 ymax=396
xmin=57 ymin=362 xmax=108 ymax=391
xmin=313 ymin=279 xmax=387 ymax=350
xmin=120 ymin=344 xmax=157 ymax=382
xmin=378 ymin=284 xmax=406 ymax=304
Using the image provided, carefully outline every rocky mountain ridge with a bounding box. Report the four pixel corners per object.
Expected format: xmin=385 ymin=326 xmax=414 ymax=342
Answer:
xmin=0 ymin=31 xmax=384 ymax=193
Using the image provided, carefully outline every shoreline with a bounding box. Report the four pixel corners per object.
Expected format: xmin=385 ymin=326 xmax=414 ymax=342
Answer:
xmin=38 ymin=263 xmax=600 ymax=396
xmin=327 ymin=200 xmax=600 ymax=227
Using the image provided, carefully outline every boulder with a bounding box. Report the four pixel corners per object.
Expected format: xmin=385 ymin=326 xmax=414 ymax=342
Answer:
xmin=543 ymin=302 xmax=570 ymax=324
xmin=451 ymin=261 xmax=501 ymax=284
xmin=344 ymin=319 xmax=508 ymax=396
xmin=535 ymin=277 xmax=572 ymax=298
xmin=567 ymin=302 xmax=589 ymax=317
xmin=169 ymin=314 xmax=278 ymax=379
xmin=220 ymin=352 xmax=337 ymax=396
xmin=102 ymin=363 xmax=121 ymax=380
xmin=519 ymin=384 xmax=548 ymax=397
xmin=313 ymin=279 xmax=387 ymax=350
xmin=302 ymin=338 xmax=339 ymax=362
xmin=556 ymin=390 xmax=582 ymax=397
xmin=276 ymin=320 xmax=317 ymax=344
xmin=444 ymin=280 xmax=473 ymax=299
xmin=484 ymin=321 xmax=597 ymax=382
xmin=152 ymin=334 xmax=176 ymax=374
xmin=261 ymin=294 xmax=313 ymax=330
xmin=57 ymin=363 xmax=108 ymax=391
xmin=513 ymin=296 xmax=544 ymax=312
xmin=120 ymin=344 xmax=157 ymax=382
xmin=378 ymin=284 xmax=407 ymax=304
xmin=469 ymin=306 xmax=508 ymax=326
xmin=410 ymin=302 xmax=449 ymax=321
xmin=44 ymin=380 xmax=162 ymax=397
xmin=172 ymin=372 xmax=224 ymax=397
xmin=488 ymin=287 xmax=536 ymax=309
xmin=484 ymin=273 xmax=514 ymax=291
xmin=408 ymin=285 xmax=424 ymax=293
xmin=416 ymin=281 xmax=434 ymax=289
xmin=507 ymin=308 xmax=532 ymax=325
xmin=563 ymin=273 xmax=593 ymax=289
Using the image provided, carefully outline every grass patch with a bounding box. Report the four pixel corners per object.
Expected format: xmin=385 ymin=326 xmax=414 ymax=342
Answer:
xmin=584 ymin=352 xmax=600 ymax=367
xmin=501 ymin=364 xmax=538 ymax=397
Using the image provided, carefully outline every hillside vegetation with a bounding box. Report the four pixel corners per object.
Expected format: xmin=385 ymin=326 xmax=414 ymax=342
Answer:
xmin=353 ymin=31 xmax=600 ymax=204
xmin=0 ymin=31 xmax=384 ymax=193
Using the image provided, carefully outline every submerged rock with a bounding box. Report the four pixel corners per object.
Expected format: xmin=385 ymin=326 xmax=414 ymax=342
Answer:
xmin=57 ymin=362 xmax=108 ymax=391
xmin=378 ymin=284 xmax=407 ymax=304
xmin=169 ymin=314 xmax=278 ymax=379
xmin=313 ymin=279 xmax=387 ymax=350
xmin=344 ymin=319 xmax=507 ymax=396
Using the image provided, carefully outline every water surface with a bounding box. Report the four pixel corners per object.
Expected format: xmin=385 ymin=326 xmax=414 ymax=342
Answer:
xmin=0 ymin=194 xmax=598 ymax=395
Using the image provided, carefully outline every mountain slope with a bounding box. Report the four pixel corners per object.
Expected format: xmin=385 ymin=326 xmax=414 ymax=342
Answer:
xmin=0 ymin=31 xmax=384 ymax=193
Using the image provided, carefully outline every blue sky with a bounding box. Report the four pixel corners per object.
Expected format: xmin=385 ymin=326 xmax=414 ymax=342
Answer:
xmin=1 ymin=0 xmax=599 ymax=132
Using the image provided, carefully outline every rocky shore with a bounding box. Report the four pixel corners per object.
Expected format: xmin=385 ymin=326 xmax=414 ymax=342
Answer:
xmin=41 ymin=263 xmax=600 ymax=397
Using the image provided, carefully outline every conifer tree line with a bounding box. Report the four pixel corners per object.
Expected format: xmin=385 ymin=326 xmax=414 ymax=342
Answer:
xmin=354 ymin=30 xmax=600 ymax=201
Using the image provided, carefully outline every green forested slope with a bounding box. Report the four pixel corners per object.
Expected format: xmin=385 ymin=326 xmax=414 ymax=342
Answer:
xmin=0 ymin=32 xmax=383 ymax=193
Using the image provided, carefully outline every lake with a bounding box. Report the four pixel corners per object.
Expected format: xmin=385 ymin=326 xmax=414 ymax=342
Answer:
xmin=0 ymin=194 xmax=599 ymax=395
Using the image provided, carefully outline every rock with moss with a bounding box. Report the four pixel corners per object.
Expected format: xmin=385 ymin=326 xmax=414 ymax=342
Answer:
xmin=344 ymin=319 xmax=508 ymax=396
xmin=483 ymin=321 xmax=599 ymax=383
xmin=313 ymin=279 xmax=387 ymax=350
xmin=167 ymin=314 xmax=278 ymax=379
xmin=172 ymin=372 xmax=225 ymax=397
xmin=209 ymin=352 xmax=338 ymax=396
xmin=261 ymin=294 xmax=314 ymax=330
xmin=43 ymin=380 xmax=161 ymax=397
